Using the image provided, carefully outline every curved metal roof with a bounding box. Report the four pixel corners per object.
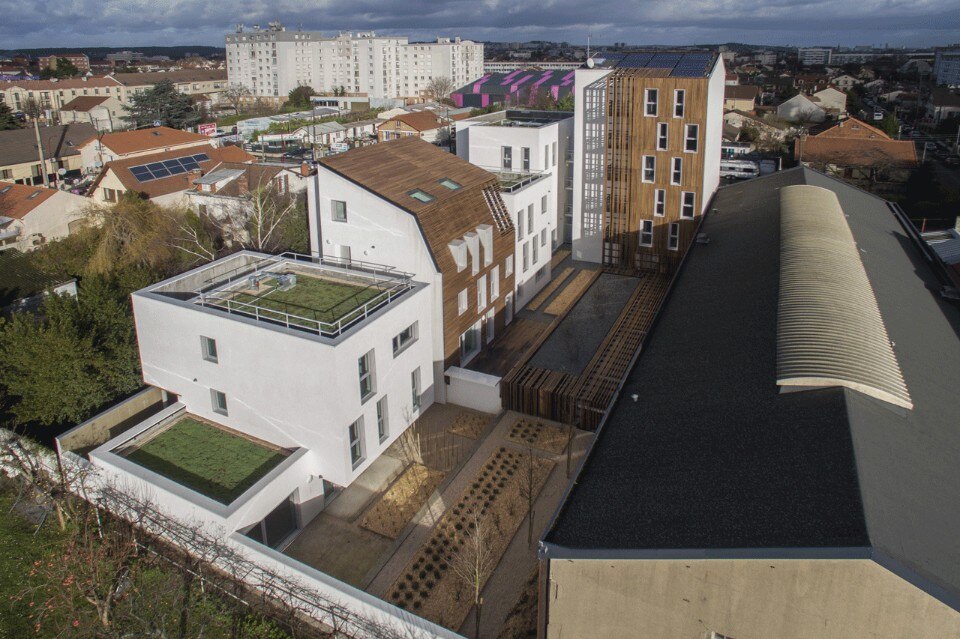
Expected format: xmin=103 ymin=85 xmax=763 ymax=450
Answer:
xmin=777 ymin=184 xmax=912 ymax=409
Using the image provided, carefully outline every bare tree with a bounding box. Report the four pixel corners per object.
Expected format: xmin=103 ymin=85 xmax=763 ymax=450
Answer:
xmin=447 ymin=510 xmax=495 ymax=639
xmin=425 ymin=76 xmax=455 ymax=103
xmin=517 ymin=445 xmax=538 ymax=547
xmin=221 ymin=83 xmax=252 ymax=115
xmin=220 ymin=185 xmax=302 ymax=253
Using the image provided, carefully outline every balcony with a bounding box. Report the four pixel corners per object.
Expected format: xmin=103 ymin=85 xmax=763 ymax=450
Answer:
xmin=479 ymin=167 xmax=549 ymax=194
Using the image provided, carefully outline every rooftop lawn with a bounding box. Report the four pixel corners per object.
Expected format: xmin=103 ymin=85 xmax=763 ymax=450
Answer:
xmin=124 ymin=417 xmax=287 ymax=504
xmin=230 ymin=274 xmax=385 ymax=326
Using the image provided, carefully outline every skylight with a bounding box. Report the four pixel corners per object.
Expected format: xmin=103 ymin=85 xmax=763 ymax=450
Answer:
xmin=408 ymin=189 xmax=435 ymax=203
xmin=439 ymin=178 xmax=462 ymax=190
xmin=128 ymin=153 xmax=210 ymax=183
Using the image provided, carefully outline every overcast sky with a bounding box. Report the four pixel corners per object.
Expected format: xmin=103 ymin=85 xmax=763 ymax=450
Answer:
xmin=1 ymin=0 xmax=959 ymax=50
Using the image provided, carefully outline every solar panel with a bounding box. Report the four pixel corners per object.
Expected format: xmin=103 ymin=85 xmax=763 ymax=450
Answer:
xmin=145 ymin=162 xmax=165 ymax=172
xmin=129 ymin=166 xmax=152 ymax=180
xmin=151 ymin=167 xmax=171 ymax=178
xmin=162 ymin=159 xmax=183 ymax=169
xmin=192 ymin=153 xmax=210 ymax=162
xmin=167 ymin=165 xmax=187 ymax=175
xmin=127 ymin=152 xmax=212 ymax=183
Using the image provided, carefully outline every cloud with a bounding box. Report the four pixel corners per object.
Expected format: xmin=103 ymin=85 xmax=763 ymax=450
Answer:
xmin=0 ymin=0 xmax=958 ymax=48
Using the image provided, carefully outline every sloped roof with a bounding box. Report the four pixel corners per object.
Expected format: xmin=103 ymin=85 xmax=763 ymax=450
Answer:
xmin=97 ymin=126 xmax=210 ymax=156
xmin=724 ymin=84 xmax=759 ymax=101
xmin=318 ymin=137 xmax=509 ymax=268
xmin=0 ymin=76 xmax=121 ymax=90
xmin=813 ymin=116 xmax=890 ymax=139
xmin=0 ymin=123 xmax=98 ymax=167
xmin=90 ymin=144 xmax=254 ymax=199
xmin=544 ymin=166 xmax=960 ymax=613
xmin=110 ymin=70 xmax=227 ymax=86
xmin=796 ymin=136 xmax=918 ymax=168
xmin=0 ymin=182 xmax=57 ymax=219
xmin=381 ymin=111 xmax=443 ymax=132
xmin=931 ymin=88 xmax=960 ymax=108
xmin=60 ymin=95 xmax=111 ymax=111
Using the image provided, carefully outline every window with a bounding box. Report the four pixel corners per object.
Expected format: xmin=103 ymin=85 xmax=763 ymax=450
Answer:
xmin=522 ymin=242 xmax=530 ymax=272
xmin=527 ymin=205 xmax=533 ymax=236
xmin=644 ymin=88 xmax=658 ymax=116
xmin=201 ymin=336 xmax=218 ymax=363
xmin=477 ymin=274 xmax=487 ymax=310
xmin=460 ymin=320 xmax=482 ymax=362
xmin=674 ymin=89 xmax=685 ymax=118
xmin=458 ymin=288 xmax=468 ymax=315
xmin=517 ymin=209 xmax=523 ymax=237
xmin=684 ymin=124 xmax=699 ymax=153
xmin=541 ymin=194 xmax=547 ymax=215
xmin=522 ymin=147 xmax=530 ymax=171
xmin=332 ymin=200 xmax=347 ymax=222
xmin=505 ymin=254 xmax=514 ymax=277
xmin=544 ymin=144 xmax=549 ymax=167
xmin=638 ymin=220 xmax=654 ymax=247
xmin=358 ymin=351 xmax=375 ymax=402
xmin=552 ymin=142 xmax=557 ymax=167
xmin=668 ymin=222 xmax=680 ymax=251
xmin=408 ymin=189 xmax=434 ymax=203
xmin=211 ymin=389 xmax=228 ymax=416
xmin=532 ymin=237 xmax=539 ymax=264
xmin=671 ymin=157 xmax=682 ymax=185
xmin=491 ymin=265 xmax=500 ymax=301
xmin=348 ymin=417 xmax=365 ymax=467
xmin=642 ymin=156 xmax=655 ymax=183
xmin=654 ymin=189 xmax=666 ymax=217
xmin=657 ymin=122 xmax=668 ymax=150
xmin=501 ymin=145 xmax=512 ymax=170
xmin=681 ymin=191 xmax=696 ymax=219
xmin=377 ymin=397 xmax=389 ymax=443
xmin=392 ymin=322 xmax=418 ymax=356
xmin=439 ymin=178 xmax=461 ymax=190
xmin=411 ymin=368 xmax=422 ymax=410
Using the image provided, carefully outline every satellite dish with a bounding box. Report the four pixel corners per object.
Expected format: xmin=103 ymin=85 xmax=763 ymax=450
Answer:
xmin=94 ymin=161 xmax=103 ymax=168
xmin=152 ymin=120 xmax=162 ymax=127
xmin=57 ymin=168 xmax=67 ymax=176
xmin=586 ymin=57 xmax=595 ymax=69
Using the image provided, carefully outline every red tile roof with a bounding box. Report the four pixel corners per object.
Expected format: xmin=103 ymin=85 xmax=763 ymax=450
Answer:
xmin=796 ymin=136 xmax=918 ymax=168
xmin=382 ymin=111 xmax=444 ymax=132
xmin=97 ymin=126 xmax=210 ymax=157
xmin=813 ymin=116 xmax=890 ymax=140
xmin=0 ymin=182 xmax=57 ymax=220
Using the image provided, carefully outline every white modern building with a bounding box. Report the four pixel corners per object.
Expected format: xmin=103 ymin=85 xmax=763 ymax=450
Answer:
xmin=455 ymin=109 xmax=575 ymax=306
xmin=798 ymin=47 xmax=833 ymax=66
xmin=86 ymin=251 xmax=433 ymax=542
xmin=225 ymin=23 xmax=483 ymax=101
xmin=934 ymin=47 xmax=960 ymax=86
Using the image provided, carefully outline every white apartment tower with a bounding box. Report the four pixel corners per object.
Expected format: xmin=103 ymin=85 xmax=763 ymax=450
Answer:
xmin=225 ymin=24 xmax=483 ymax=101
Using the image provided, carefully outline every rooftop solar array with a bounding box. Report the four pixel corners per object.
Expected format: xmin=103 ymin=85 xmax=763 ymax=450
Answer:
xmin=597 ymin=51 xmax=715 ymax=77
xmin=128 ymin=153 xmax=211 ymax=183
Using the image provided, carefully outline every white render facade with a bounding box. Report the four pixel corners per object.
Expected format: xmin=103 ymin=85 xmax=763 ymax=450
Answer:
xmin=88 ymin=252 xmax=434 ymax=534
xmin=455 ymin=110 xmax=575 ymax=305
xmin=225 ymin=25 xmax=483 ymax=101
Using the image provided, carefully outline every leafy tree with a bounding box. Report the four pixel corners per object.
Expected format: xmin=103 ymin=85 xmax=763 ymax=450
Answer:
xmin=123 ymin=79 xmax=201 ymax=130
xmin=287 ymin=85 xmax=316 ymax=109
xmin=0 ymin=275 xmax=142 ymax=426
xmin=221 ymin=82 xmax=251 ymax=115
xmin=0 ymin=101 xmax=20 ymax=130
xmin=879 ymin=113 xmax=900 ymax=138
xmin=38 ymin=57 xmax=80 ymax=80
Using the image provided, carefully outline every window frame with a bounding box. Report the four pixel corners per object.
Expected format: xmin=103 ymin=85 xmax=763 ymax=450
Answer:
xmin=411 ymin=367 xmax=422 ymax=410
xmin=642 ymin=155 xmax=656 ymax=183
xmin=671 ymin=157 xmax=683 ymax=185
xmin=684 ymin=124 xmax=699 ymax=153
xmin=358 ymin=350 xmax=376 ymax=403
xmin=392 ymin=322 xmax=418 ymax=357
xmin=459 ymin=321 xmax=482 ymax=364
xmin=376 ymin=396 xmax=389 ymax=443
xmin=668 ymin=222 xmax=680 ymax=251
xmin=681 ymin=191 xmax=696 ymax=219
xmin=211 ymin=389 xmax=228 ymax=416
xmin=674 ymin=89 xmax=685 ymax=118
xmin=656 ymin=122 xmax=668 ymax=151
xmin=522 ymin=146 xmax=530 ymax=171
xmin=458 ymin=288 xmax=468 ymax=315
xmin=654 ymin=189 xmax=666 ymax=217
xmin=332 ymin=199 xmax=347 ymax=222
xmin=348 ymin=417 xmax=365 ymax=468
xmin=640 ymin=220 xmax=653 ymax=247
xmin=201 ymin=336 xmax=218 ymax=363
xmin=501 ymin=145 xmax=512 ymax=170
xmin=644 ymin=88 xmax=658 ymax=117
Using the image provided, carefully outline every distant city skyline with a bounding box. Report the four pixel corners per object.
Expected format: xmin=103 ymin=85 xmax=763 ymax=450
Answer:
xmin=1 ymin=0 xmax=959 ymax=51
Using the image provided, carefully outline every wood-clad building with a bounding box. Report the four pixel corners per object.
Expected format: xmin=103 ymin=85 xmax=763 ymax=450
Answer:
xmin=572 ymin=51 xmax=725 ymax=271
xmin=310 ymin=137 xmax=516 ymax=380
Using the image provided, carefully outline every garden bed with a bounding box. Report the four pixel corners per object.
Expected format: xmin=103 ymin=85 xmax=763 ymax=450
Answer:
xmin=385 ymin=447 xmax=553 ymax=629
xmin=359 ymin=463 xmax=445 ymax=539
xmin=506 ymin=418 xmax=571 ymax=455
xmin=448 ymin=411 xmax=491 ymax=440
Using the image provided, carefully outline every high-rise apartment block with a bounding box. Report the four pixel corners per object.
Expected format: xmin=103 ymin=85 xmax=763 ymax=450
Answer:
xmin=571 ymin=52 xmax=724 ymax=270
xmin=225 ymin=23 xmax=483 ymax=102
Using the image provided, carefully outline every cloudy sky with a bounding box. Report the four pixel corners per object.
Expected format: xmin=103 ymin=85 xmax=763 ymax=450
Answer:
xmin=2 ymin=0 xmax=959 ymax=49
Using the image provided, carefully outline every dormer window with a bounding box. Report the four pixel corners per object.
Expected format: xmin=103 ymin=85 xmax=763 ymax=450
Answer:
xmin=409 ymin=189 xmax=434 ymax=203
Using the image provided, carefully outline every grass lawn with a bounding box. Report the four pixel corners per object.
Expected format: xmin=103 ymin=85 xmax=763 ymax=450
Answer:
xmin=231 ymin=275 xmax=385 ymax=326
xmin=125 ymin=418 xmax=287 ymax=504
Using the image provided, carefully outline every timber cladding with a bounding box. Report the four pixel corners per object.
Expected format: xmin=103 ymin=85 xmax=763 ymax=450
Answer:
xmin=603 ymin=70 xmax=710 ymax=271
xmin=319 ymin=137 xmax=516 ymax=367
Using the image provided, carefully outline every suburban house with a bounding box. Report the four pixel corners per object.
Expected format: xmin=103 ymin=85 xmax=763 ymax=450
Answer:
xmin=0 ymin=123 xmax=97 ymax=186
xmin=795 ymin=116 xmax=917 ymax=189
xmin=308 ymin=137 xmax=516 ymax=391
xmin=928 ymin=88 xmax=960 ymax=125
xmin=812 ymin=86 xmax=848 ymax=113
xmin=78 ymin=126 xmax=213 ymax=171
xmin=88 ymin=144 xmax=254 ymax=206
xmin=777 ymin=93 xmax=827 ymax=123
xmin=377 ymin=111 xmax=448 ymax=144
xmin=58 ymin=95 xmax=128 ymax=132
xmin=572 ymin=51 xmax=725 ymax=268
xmin=455 ymin=109 xmax=575 ymax=305
xmin=185 ymin=162 xmax=314 ymax=226
xmin=723 ymin=84 xmax=759 ymax=111
xmin=0 ymin=182 xmax=90 ymax=251
xmin=539 ymin=168 xmax=960 ymax=638
xmin=832 ymin=74 xmax=861 ymax=90
xmin=723 ymin=109 xmax=792 ymax=140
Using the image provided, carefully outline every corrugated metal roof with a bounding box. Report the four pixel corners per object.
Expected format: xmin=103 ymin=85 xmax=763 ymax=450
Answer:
xmin=926 ymin=229 xmax=960 ymax=265
xmin=777 ymin=184 xmax=912 ymax=410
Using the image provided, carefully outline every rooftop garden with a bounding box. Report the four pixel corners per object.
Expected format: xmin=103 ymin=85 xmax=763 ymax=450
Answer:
xmin=123 ymin=416 xmax=288 ymax=504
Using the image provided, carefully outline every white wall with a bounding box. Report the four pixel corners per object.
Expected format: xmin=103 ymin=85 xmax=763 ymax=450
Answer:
xmin=502 ymin=179 xmax=555 ymax=308
xmin=703 ymin=57 xmax=726 ymax=213
xmin=13 ymin=190 xmax=89 ymax=251
xmin=444 ymin=367 xmax=502 ymax=413
xmin=571 ymin=68 xmax=612 ymax=263
xmin=132 ymin=277 xmax=435 ymax=489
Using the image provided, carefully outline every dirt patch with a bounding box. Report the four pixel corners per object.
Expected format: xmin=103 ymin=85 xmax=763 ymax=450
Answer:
xmin=526 ymin=267 xmax=573 ymax=311
xmin=448 ymin=411 xmax=491 ymax=440
xmin=385 ymin=447 xmax=553 ymax=630
xmin=497 ymin=569 xmax=538 ymax=639
xmin=359 ymin=464 xmax=445 ymax=539
xmin=506 ymin=418 xmax=571 ymax=455
xmin=543 ymin=270 xmax=596 ymax=316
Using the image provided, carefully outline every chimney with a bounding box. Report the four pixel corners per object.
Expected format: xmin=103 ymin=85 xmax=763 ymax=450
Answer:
xmin=300 ymin=161 xmax=312 ymax=177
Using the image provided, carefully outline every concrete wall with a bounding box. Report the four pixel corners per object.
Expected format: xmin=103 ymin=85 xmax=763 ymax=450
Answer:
xmin=57 ymin=386 xmax=166 ymax=455
xmin=444 ymin=366 xmax=502 ymax=413
xmin=501 ymin=179 xmax=554 ymax=308
xmin=546 ymin=557 xmax=960 ymax=639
